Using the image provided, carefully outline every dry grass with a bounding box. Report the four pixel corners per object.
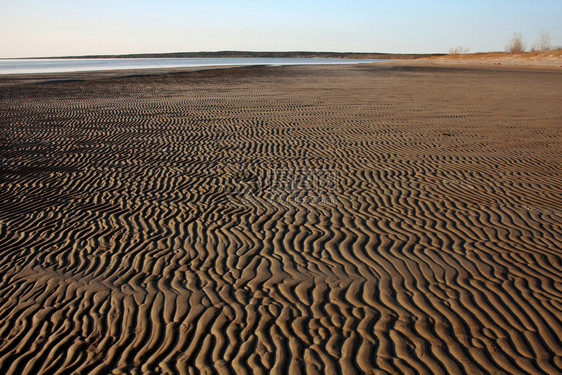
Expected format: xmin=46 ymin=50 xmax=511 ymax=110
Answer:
xmin=437 ymin=49 xmax=562 ymax=60
xmin=403 ymin=49 xmax=562 ymax=71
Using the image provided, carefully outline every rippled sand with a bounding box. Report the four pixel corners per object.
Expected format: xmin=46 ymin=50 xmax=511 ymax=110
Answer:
xmin=1 ymin=64 xmax=561 ymax=374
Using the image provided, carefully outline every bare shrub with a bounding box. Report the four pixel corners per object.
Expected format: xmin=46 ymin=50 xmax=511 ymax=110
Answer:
xmin=505 ymin=32 xmax=526 ymax=53
xmin=532 ymin=29 xmax=551 ymax=52
xmin=449 ymin=46 xmax=469 ymax=55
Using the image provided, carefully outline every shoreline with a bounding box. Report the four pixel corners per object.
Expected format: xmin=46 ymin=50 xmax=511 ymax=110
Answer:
xmin=0 ymin=58 xmax=380 ymax=78
xmin=2 ymin=57 xmax=560 ymax=88
xmin=2 ymin=57 xmax=560 ymax=86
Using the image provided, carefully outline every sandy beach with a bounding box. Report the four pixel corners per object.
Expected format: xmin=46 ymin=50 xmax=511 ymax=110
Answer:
xmin=381 ymin=49 xmax=562 ymax=71
xmin=1 ymin=63 xmax=561 ymax=374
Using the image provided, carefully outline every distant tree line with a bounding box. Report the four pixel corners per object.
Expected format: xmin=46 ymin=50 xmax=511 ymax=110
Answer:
xmin=49 ymin=51 xmax=445 ymax=60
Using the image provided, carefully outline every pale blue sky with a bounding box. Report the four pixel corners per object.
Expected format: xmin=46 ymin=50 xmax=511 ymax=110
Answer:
xmin=1 ymin=0 xmax=561 ymax=57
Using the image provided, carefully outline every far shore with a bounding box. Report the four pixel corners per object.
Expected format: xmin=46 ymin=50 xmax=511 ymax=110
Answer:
xmin=1 ymin=51 xmax=442 ymax=60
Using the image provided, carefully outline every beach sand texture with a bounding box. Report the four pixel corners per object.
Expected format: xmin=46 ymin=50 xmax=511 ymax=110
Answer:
xmin=0 ymin=64 xmax=561 ymax=374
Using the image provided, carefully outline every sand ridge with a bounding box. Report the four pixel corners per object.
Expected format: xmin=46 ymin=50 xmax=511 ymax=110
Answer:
xmin=0 ymin=64 xmax=561 ymax=374
xmin=377 ymin=50 xmax=562 ymax=71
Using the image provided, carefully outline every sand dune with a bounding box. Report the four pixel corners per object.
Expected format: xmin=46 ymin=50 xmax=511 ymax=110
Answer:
xmin=387 ymin=50 xmax=562 ymax=71
xmin=0 ymin=64 xmax=561 ymax=374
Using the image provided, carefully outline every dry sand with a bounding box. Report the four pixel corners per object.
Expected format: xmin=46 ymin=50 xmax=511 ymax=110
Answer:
xmin=379 ymin=50 xmax=562 ymax=71
xmin=0 ymin=63 xmax=561 ymax=374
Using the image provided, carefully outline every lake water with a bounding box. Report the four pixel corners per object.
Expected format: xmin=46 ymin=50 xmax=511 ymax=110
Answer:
xmin=0 ymin=58 xmax=382 ymax=75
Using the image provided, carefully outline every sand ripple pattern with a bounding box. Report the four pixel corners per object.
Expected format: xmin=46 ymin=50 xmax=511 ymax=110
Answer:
xmin=1 ymin=65 xmax=562 ymax=374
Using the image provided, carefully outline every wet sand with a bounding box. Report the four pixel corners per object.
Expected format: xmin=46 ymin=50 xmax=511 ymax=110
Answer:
xmin=0 ymin=63 xmax=561 ymax=374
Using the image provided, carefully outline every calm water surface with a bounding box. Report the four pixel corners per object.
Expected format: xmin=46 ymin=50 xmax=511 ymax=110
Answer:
xmin=0 ymin=58 xmax=383 ymax=74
